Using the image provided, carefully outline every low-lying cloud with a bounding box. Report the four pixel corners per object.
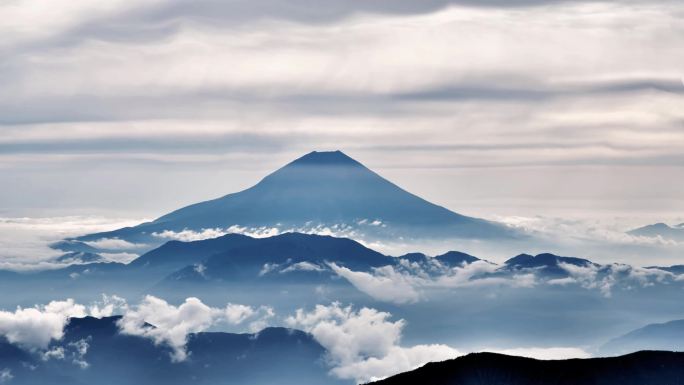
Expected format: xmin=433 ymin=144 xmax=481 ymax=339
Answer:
xmin=331 ymin=260 xmax=536 ymax=304
xmin=330 ymin=255 xmax=683 ymax=303
xmin=285 ymin=302 xmax=461 ymax=383
xmin=0 ymin=216 xmax=146 ymax=270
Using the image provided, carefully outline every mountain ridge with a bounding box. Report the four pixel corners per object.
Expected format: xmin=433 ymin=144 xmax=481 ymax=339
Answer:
xmin=369 ymin=351 xmax=684 ymax=385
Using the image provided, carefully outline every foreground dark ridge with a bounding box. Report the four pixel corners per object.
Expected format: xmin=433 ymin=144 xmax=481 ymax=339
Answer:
xmin=369 ymin=351 xmax=684 ymax=385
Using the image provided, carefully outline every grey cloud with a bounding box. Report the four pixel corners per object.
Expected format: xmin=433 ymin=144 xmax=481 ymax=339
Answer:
xmin=394 ymin=78 xmax=684 ymax=101
xmin=4 ymin=0 xmax=673 ymax=57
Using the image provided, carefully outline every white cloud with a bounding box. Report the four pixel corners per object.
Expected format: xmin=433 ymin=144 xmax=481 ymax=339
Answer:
xmin=333 ymin=344 xmax=459 ymax=383
xmin=331 ymin=260 xmax=536 ymax=304
xmin=285 ymin=303 xmax=461 ymax=383
xmin=117 ymin=295 xmax=273 ymax=361
xmin=88 ymin=294 xmax=128 ymax=318
xmin=98 ymin=252 xmax=139 ymax=263
xmin=117 ymin=296 xmax=219 ymax=361
xmin=43 ymin=337 xmax=92 ymax=369
xmin=152 ymin=224 xmax=364 ymax=243
xmin=152 ymin=226 xmax=281 ymax=242
xmin=224 ymin=304 xmax=255 ymax=325
xmin=246 ymin=307 xmax=275 ymax=333
xmin=68 ymin=339 xmax=90 ymax=369
xmin=330 ymin=263 xmax=421 ymax=304
xmin=0 ymin=216 xmax=145 ymax=270
xmin=557 ymin=262 xmax=679 ymax=297
xmin=0 ymin=0 xmax=164 ymax=49
xmin=41 ymin=346 xmax=66 ymax=361
xmin=0 ymin=299 xmax=86 ymax=349
xmin=83 ymin=238 xmax=145 ymax=250
xmin=281 ymin=261 xmax=325 ymax=273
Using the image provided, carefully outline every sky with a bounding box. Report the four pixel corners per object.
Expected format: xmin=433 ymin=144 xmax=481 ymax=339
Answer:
xmin=1 ymin=0 xmax=683 ymax=250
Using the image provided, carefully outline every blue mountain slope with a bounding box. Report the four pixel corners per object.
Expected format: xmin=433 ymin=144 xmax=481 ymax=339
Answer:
xmin=157 ymin=232 xmax=392 ymax=284
xmin=68 ymin=151 xmax=519 ymax=253
xmin=128 ymin=233 xmax=257 ymax=271
xmin=600 ymin=319 xmax=684 ymax=356
xmin=435 ymin=250 xmax=481 ymax=266
xmin=395 ymin=251 xmax=481 ymax=267
xmin=504 ymin=253 xmax=595 ymax=276
xmin=627 ymin=222 xmax=684 ymax=242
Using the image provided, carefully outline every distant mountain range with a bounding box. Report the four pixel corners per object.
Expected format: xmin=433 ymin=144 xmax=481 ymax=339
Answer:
xmin=369 ymin=351 xmax=684 ymax=385
xmin=42 ymin=233 xmax=605 ymax=288
xmin=628 ymin=222 xmax=684 ymax=242
xmin=503 ymin=252 xmax=596 ymax=276
xmin=0 ymin=316 xmax=341 ymax=385
xmin=57 ymin=151 xmax=520 ymax=255
xmin=600 ymin=319 xmax=684 ymax=356
xmin=6 ymin=232 xmax=683 ymax=304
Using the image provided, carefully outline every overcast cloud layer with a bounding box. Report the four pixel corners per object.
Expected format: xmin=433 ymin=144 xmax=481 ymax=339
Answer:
xmin=1 ymin=0 xmax=683 ymax=236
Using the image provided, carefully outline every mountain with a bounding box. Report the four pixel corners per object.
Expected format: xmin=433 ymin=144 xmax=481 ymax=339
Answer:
xmin=369 ymin=351 xmax=684 ymax=385
xmin=63 ymin=151 xmax=519 ymax=254
xmin=128 ymin=233 xmax=259 ymax=272
xmin=504 ymin=253 xmax=595 ymax=276
xmin=656 ymin=265 xmax=684 ymax=274
xmin=156 ymin=232 xmax=392 ymax=285
xmin=600 ymin=319 xmax=684 ymax=356
xmin=435 ymin=250 xmax=481 ymax=266
xmin=0 ymin=316 xmax=344 ymax=385
xmin=396 ymin=251 xmax=481 ymax=266
xmin=627 ymin=222 xmax=684 ymax=242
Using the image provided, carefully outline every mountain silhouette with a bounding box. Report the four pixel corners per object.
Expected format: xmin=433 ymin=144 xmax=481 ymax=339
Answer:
xmin=66 ymin=151 xmax=519 ymax=253
xmin=369 ymin=351 xmax=684 ymax=385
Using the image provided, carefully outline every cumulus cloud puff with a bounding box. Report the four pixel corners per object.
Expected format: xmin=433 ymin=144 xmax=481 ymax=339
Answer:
xmin=285 ymin=302 xmax=461 ymax=383
xmin=0 ymin=299 xmax=86 ymax=349
xmin=117 ymin=295 xmax=274 ymax=361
